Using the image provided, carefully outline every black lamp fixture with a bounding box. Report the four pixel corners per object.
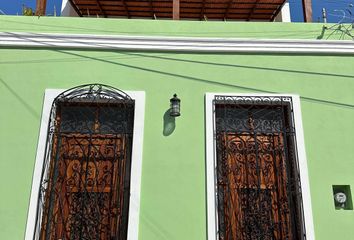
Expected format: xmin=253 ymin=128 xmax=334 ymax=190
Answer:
xmin=170 ymin=94 xmax=181 ymax=117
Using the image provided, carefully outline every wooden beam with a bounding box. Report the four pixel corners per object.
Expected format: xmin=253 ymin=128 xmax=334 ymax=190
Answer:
xmin=149 ymin=0 xmax=154 ymax=19
xmin=80 ymin=1 xmax=284 ymax=7
xmin=270 ymin=2 xmax=283 ymax=22
xmin=122 ymin=0 xmax=130 ymax=18
xmin=173 ymin=0 xmax=180 ymax=20
xmin=200 ymin=0 xmax=206 ymax=20
xmin=68 ymin=0 xmax=83 ymax=17
xmin=302 ymin=0 xmax=312 ymax=22
xmin=35 ymin=0 xmax=47 ymax=15
xmin=223 ymin=0 xmax=233 ymax=19
xmin=95 ymin=0 xmax=107 ymax=17
xmin=247 ymin=0 xmax=261 ymax=20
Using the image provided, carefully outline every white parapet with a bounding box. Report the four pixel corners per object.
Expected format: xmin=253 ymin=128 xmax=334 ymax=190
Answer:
xmin=61 ymin=0 xmax=79 ymax=16
xmin=274 ymin=1 xmax=291 ymax=22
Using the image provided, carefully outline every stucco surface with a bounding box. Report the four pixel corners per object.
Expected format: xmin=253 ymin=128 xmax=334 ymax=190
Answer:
xmin=0 ymin=15 xmax=352 ymax=40
xmin=0 ymin=16 xmax=354 ymax=240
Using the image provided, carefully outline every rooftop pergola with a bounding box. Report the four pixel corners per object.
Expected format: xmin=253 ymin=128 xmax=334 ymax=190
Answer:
xmin=36 ymin=0 xmax=312 ymax=21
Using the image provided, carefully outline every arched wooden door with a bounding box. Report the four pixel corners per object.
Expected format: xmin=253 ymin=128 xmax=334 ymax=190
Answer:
xmin=38 ymin=85 xmax=135 ymax=240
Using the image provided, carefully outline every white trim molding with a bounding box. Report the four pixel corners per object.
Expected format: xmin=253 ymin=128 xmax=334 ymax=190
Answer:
xmin=25 ymin=89 xmax=145 ymax=240
xmin=205 ymin=93 xmax=315 ymax=240
xmin=0 ymin=32 xmax=354 ymax=54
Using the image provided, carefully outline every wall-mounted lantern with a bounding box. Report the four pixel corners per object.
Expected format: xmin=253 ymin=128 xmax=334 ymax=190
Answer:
xmin=170 ymin=94 xmax=181 ymax=117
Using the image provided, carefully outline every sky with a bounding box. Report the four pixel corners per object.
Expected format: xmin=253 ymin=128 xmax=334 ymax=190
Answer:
xmin=0 ymin=0 xmax=62 ymax=16
xmin=0 ymin=0 xmax=353 ymax=23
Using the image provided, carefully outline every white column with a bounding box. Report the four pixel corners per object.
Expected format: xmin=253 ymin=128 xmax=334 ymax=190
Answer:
xmin=61 ymin=0 xmax=79 ymax=16
xmin=274 ymin=1 xmax=291 ymax=22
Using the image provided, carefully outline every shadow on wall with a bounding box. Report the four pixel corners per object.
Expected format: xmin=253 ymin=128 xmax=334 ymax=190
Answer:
xmin=163 ymin=109 xmax=175 ymax=136
xmin=11 ymin=47 xmax=351 ymax=110
xmin=0 ymin=77 xmax=40 ymax=119
xmin=67 ymin=50 xmax=354 ymax=109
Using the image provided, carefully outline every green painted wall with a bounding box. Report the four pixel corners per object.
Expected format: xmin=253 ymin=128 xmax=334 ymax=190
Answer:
xmin=0 ymin=15 xmax=352 ymax=40
xmin=0 ymin=16 xmax=354 ymax=240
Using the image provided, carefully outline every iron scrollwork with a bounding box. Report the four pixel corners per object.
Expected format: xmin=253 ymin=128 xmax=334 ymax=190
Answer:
xmin=214 ymin=96 xmax=306 ymax=240
xmin=35 ymin=84 xmax=134 ymax=240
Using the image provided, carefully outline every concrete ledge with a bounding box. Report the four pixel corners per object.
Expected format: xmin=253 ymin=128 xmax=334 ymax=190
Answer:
xmin=1 ymin=32 xmax=354 ymax=54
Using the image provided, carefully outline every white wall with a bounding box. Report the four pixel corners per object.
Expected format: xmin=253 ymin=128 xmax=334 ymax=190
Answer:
xmin=274 ymin=1 xmax=291 ymax=22
xmin=61 ymin=0 xmax=79 ymax=17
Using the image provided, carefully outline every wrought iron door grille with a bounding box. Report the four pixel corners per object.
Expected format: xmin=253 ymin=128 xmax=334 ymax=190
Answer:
xmin=214 ymin=96 xmax=306 ymax=240
xmin=35 ymin=84 xmax=134 ymax=240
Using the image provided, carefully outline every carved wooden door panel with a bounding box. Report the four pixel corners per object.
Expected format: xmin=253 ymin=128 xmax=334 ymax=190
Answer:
xmin=40 ymin=103 xmax=133 ymax=240
xmin=219 ymin=133 xmax=291 ymax=240
xmin=215 ymin=100 xmax=303 ymax=240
